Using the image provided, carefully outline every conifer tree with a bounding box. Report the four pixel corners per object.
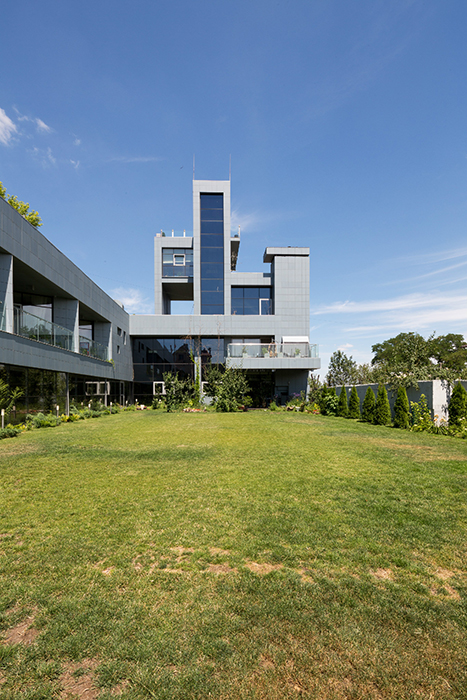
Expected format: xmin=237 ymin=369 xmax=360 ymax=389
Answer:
xmin=348 ymin=385 xmax=360 ymax=419
xmin=374 ymin=384 xmax=391 ymax=425
xmin=361 ymin=387 xmax=376 ymax=423
xmin=337 ymin=386 xmax=348 ymax=417
xmin=448 ymin=382 xmax=467 ymax=427
xmin=393 ymin=386 xmax=409 ymax=429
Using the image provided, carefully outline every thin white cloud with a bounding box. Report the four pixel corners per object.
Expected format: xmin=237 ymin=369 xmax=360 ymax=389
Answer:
xmin=0 ymin=108 xmax=18 ymax=145
xmin=230 ymin=209 xmax=262 ymax=233
xmin=30 ymin=146 xmax=56 ymax=167
xmin=337 ymin=343 xmax=353 ymax=351
xmin=35 ymin=118 xmax=52 ymax=133
xmin=110 ymin=287 xmax=153 ymax=314
xmin=73 ymin=137 xmax=81 ymax=146
xmin=70 ymin=159 xmax=80 ymax=170
xmin=312 ymin=292 xmax=467 ymax=316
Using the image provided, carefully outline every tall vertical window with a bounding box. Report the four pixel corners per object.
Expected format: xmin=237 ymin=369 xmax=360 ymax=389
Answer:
xmin=200 ymin=193 xmax=224 ymax=314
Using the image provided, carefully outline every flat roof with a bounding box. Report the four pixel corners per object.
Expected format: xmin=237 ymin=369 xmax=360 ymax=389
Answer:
xmin=263 ymin=246 xmax=310 ymax=263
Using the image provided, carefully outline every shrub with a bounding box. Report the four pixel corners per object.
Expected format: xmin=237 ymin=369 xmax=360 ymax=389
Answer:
xmin=374 ymin=384 xmax=391 ymax=425
xmin=337 ymin=387 xmax=348 ymax=417
xmin=348 ymin=386 xmax=360 ymax=419
xmin=163 ymin=372 xmax=194 ymax=412
xmin=0 ymin=426 xmax=20 ymax=439
xmin=393 ymin=386 xmax=410 ymax=429
xmin=448 ymin=382 xmax=467 ymax=427
xmin=361 ymin=387 xmax=376 ymax=423
xmin=410 ymin=394 xmax=434 ymax=432
xmin=319 ymin=386 xmax=338 ymax=416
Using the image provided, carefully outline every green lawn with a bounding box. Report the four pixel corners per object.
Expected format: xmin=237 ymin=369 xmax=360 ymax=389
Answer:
xmin=0 ymin=410 xmax=466 ymax=699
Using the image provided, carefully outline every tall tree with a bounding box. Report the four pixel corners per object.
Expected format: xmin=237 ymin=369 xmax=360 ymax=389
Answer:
xmin=348 ymin=386 xmax=360 ymax=419
xmin=361 ymin=387 xmax=376 ymax=423
xmin=448 ymin=382 xmax=467 ymax=427
xmin=337 ymin=387 xmax=348 ymax=417
xmin=393 ymin=386 xmax=410 ymax=429
xmin=374 ymin=384 xmax=392 ymax=426
xmin=326 ymin=350 xmax=357 ymax=387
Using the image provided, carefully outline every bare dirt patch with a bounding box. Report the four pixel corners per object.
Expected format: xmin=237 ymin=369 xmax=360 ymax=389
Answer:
xmin=435 ymin=567 xmax=455 ymax=581
xmin=370 ymin=568 xmax=393 ymax=581
xmin=296 ymin=567 xmax=314 ymax=584
xmin=59 ymin=659 xmax=99 ymax=700
xmin=208 ymin=563 xmax=237 ymax=574
xmin=2 ymin=609 xmax=39 ymax=646
xmin=209 ymin=547 xmax=230 ymax=556
xmin=245 ymin=561 xmax=283 ymax=575
xmin=102 ymin=567 xmax=114 ymax=576
xmin=260 ymin=654 xmax=275 ymax=670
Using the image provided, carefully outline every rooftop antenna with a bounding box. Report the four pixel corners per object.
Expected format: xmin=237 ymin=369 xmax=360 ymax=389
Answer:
xmin=193 ymin=154 xmax=195 ymax=180
xmin=229 ymin=154 xmax=231 ymax=181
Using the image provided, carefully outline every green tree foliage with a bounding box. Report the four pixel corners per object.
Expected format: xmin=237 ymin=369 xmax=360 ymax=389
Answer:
xmin=361 ymin=387 xmax=376 ymax=423
xmin=204 ymin=365 xmax=250 ymax=412
xmin=326 ymin=350 xmax=357 ymax=387
xmin=163 ymin=372 xmax=194 ymax=412
xmin=348 ymin=386 xmax=360 ymax=419
xmin=0 ymin=379 xmax=23 ymax=414
xmin=307 ymin=373 xmax=322 ymax=404
xmin=319 ymin=386 xmax=338 ymax=416
xmin=448 ymin=382 xmax=467 ymax=427
xmin=0 ymin=182 xmax=42 ymax=228
xmin=337 ymin=387 xmax=348 ymax=417
xmin=374 ymin=384 xmax=392 ymax=425
xmin=429 ymin=334 xmax=467 ymax=375
xmin=371 ymin=332 xmax=432 ymax=388
xmin=393 ymin=386 xmax=410 ymax=429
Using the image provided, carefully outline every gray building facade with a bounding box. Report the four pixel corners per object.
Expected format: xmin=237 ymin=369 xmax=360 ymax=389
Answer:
xmin=131 ymin=179 xmax=320 ymax=404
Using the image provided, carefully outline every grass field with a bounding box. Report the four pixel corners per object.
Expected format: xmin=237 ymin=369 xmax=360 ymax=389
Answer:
xmin=0 ymin=410 xmax=466 ymax=699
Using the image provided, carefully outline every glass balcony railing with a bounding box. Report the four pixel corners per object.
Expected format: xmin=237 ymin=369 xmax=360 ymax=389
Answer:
xmin=227 ymin=342 xmax=319 ymax=360
xmin=13 ymin=307 xmax=75 ymax=352
xmin=79 ymin=336 xmax=108 ymax=362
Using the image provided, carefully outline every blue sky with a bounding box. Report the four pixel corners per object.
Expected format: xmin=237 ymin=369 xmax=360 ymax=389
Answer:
xmin=1 ymin=0 xmax=466 ymax=377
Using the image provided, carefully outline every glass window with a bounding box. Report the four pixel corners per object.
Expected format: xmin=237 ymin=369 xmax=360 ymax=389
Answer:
xmin=201 ymin=263 xmax=223 ymax=279
xmin=173 ymin=254 xmax=185 ymax=266
xmin=201 ymin=304 xmax=224 ymax=315
xmin=244 ymin=287 xmax=260 ymax=298
xmin=200 ymin=193 xmax=223 ymax=209
xmin=243 ymin=298 xmax=258 ymax=315
xmin=231 ymin=287 xmax=243 ymax=298
xmin=231 ymin=299 xmax=243 ymax=315
xmin=260 ymin=299 xmax=272 ymax=315
xmin=200 ymin=221 xmax=224 ymax=234
xmin=201 ymin=279 xmax=223 ymax=292
xmin=201 ymin=247 xmax=223 ymax=263
xmin=200 ymin=209 xmax=224 ymax=222
xmin=201 ymin=233 xmax=224 ymax=247
xmin=201 ymin=291 xmax=224 ymax=305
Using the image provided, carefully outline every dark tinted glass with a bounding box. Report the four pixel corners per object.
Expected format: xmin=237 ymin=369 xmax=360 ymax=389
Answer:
xmin=243 ymin=298 xmax=259 ymax=315
xmin=244 ymin=287 xmax=260 ymax=298
xmin=201 ymin=247 xmax=223 ymax=263
xmin=201 ymin=279 xmax=223 ymax=292
xmin=201 ymin=291 xmax=224 ymax=305
xmin=261 ymin=299 xmax=272 ymax=315
xmin=200 ymin=209 xmax=224 ymax=221
xmin=200 ymin=221 xmax=224 ymax=234
xmin=260 ymin=287 xmax=271 ymax=299
xmin=201 ymin=304 xmax=224 ymax=315
xmin=201 ymin=263 xmax=223 ymax=279
xmin=201 ymin=233 xmax=224 ymax=247
xmin=231 ymin=299 xmax=243 ymax=315
xmin=200 ymin=193 xmax=223 ymax=208
xmin=231 ymin=287 xmax=243 ymax=298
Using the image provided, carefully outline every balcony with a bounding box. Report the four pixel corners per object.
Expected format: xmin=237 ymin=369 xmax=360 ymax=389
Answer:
xmin=14 ymin=307 xmax=75 ymax=352
xmin=10 ymin=307 xmax=108 ymax=362
xmin=227 ymin=342 xmax=318 ymax=359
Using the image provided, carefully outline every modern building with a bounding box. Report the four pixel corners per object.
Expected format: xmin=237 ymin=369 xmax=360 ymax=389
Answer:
xmin=131 ymin=179 xmax=319 ymax=405
xmin=0 ymin=178 xmax=319 ymax=416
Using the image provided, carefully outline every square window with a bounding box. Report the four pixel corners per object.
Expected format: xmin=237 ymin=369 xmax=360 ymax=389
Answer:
xmin=173 ymin=254 xmax=185 ymax=266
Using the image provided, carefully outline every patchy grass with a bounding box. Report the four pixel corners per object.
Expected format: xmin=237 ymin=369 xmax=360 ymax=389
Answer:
xmin=0 ymin=410 xmax=466 ymax=699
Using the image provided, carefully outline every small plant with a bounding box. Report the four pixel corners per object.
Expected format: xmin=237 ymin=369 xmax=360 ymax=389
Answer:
xmin=410 ymin=395 xmax=436 ymax=432
xmin=374 ymin=384 xmax=391 ymax=425
xmin=319 ymin=386 xmax=339 ymax=416
xmin=0 ymin=181 xmax=42 ymax=227
xmin=348 ymin=386 xmax=360 ymax=419
xmin=337 ymin=387 xmax=348 ymax=417
xmin=393 ymin=386 xmax=410 ymax=429
xmin=361 ymin=387 xmax=376 ymax=423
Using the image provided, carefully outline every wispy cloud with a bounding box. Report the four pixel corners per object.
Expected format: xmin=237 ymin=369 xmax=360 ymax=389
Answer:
xmin=230 ymin=209 xmax=263 ymax=233
xmin=30 ymin=146 xmax=56 ymax=167
xmin=70 ymin=159 xmax=80 ymax=170
xmin=0 ymin=108 xmax=18 ymax=145
xmin=35 ymin=118 xmax=52 ymax=133
xmin=73 ymin=137 xmax=81 ymax=146
xmin=108 ymin=156 xmax=163 ymax=164
xmin=14 ymin=108 xmax=53 ymax=133
xmin=110 ymin=287 xmax=153 ymax=314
